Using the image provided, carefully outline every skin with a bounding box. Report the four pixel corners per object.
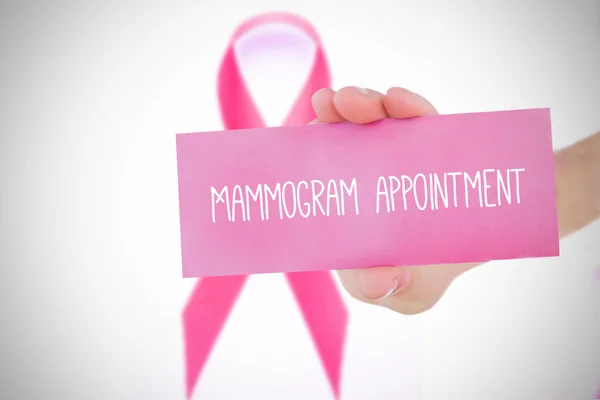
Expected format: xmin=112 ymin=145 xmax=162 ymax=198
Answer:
xmin=310 ymin=86 xmax=600 ymax=315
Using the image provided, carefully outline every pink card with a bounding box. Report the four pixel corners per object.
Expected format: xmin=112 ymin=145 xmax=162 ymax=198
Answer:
xmin=176 ymin=108 xmax=559 ymax=277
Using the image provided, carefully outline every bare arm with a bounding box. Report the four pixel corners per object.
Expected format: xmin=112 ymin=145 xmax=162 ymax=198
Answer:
xmin=555 ymin=131 xmax=600 ymax=237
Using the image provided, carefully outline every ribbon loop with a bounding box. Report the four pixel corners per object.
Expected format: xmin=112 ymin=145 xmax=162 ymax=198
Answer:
xmin=183 ymin=12 xmax=348 ymax=399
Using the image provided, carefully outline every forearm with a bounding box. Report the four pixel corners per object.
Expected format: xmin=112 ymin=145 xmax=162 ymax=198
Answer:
xmin=555 ymin=131 xmax=600 ymax=237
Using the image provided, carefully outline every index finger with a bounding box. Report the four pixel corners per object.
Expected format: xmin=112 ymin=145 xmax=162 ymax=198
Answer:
xmin=383 ymin=87 xmax=438 ymax=118
xmin=310 ymin=86 xmax=390 ymax=124
xmin=332 ymin=86 xmax=389 ymax=124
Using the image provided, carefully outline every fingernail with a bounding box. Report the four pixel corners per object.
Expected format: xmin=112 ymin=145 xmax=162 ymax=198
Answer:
xmin=402 ymin=87 xmax=421 ymax=98
xmin=390 ymin=87 xmax=438 ymax=115
xmin=387 ymin=87 xmax=413 ymax=95
xmin=311 ymin=88 xmax=327 ymax=105
xmin=353 ymin=86 xmax=369 ymax=96
xmin=312 ymin=87 xmax=328 ymax=96
xmin=378 ymin=270 xmax=411 ymax=300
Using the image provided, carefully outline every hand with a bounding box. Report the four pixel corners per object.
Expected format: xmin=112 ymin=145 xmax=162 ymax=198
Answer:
xmin=310 ymin=86 xmax=600 ymax=315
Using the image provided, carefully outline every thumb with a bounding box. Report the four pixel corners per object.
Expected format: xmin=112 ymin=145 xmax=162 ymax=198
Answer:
xmin=337 ymin=262 xmax=478 ymax=315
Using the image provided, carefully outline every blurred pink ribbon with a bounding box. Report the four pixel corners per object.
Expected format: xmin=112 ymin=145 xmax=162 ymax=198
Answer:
xmin=182 ymin=12 xmax=348 ymax=399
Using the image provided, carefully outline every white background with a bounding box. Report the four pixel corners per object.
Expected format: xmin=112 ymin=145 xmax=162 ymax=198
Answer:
xmin=1 ymin=1 xmax=599 ymax=399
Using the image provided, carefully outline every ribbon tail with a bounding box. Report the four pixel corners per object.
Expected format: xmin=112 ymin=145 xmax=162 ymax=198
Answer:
xmin=286 ymin=271 xmax=348 ymax=399
xmin=182 ymin=275 xmax=247 ymax=398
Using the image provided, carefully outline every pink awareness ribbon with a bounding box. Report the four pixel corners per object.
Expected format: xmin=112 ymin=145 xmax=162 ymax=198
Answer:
xmin=182 ymin=12 xmax=348 ymax=399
